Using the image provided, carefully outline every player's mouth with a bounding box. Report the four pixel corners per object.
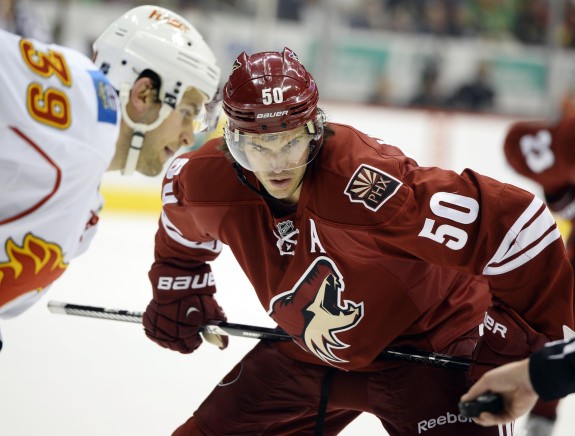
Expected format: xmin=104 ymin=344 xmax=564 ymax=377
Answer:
xmin=267 ymin=177 xmax=292 ymax=189
xmin=164 ymin=146 xmax=176 ymax=159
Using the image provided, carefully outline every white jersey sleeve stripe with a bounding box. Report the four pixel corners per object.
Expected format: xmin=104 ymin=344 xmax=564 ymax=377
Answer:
xmin=161 ymin=210 xmax=222 ymax=253
xmin=483 ymin=197 xmax=560 ymax=276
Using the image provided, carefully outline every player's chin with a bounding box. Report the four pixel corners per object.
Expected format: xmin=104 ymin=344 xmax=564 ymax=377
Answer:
xmin=137 ymin=160 xmax=164 ymax=177
xmin=267 ymin=187 xmax=295 ymax=201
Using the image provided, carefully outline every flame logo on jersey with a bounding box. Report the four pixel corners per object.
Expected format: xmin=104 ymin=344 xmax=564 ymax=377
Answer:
xmin=268 ymin=256 xmax=363 ymax=364
xmin=344 ymin=164 xmax=402 ymax=212
xmin=0 ymin=233 xmax=67 ymax=306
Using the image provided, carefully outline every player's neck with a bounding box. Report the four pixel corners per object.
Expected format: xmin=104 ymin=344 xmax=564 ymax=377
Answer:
xmin=107 ymin=123 xmax=133 ymax=171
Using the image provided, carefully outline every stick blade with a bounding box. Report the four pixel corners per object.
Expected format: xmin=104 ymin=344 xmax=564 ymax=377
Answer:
xmin=47 ymin=300 xmax=68 ymax=314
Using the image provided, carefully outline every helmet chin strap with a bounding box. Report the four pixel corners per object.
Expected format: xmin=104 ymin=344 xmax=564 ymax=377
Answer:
xmin=118 ymin=83 xmax=173 ymax=176
xmin=232 ymin=162 xmax=275 ymax=200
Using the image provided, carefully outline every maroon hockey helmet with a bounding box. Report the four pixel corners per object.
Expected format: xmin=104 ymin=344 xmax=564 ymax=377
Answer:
xmin=223 ymin=48 xmax=324 ymax=172
xmin=223 ymin=47 xmax=319 ymax=133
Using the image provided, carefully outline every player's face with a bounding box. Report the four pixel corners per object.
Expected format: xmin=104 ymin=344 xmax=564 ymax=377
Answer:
xmin=245 ymin=129 xmax=311 ymax=203
xmin=137 ymin=88 xmax=205 ymax=176
xmin=253 ymin=163 xmax=307 ymax=203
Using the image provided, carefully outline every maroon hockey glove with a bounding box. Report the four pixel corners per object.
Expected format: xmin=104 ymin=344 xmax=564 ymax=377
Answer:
xmin=143 ymin=264 xmax=228 ymax=354
xmin=469 ymin=299 xmax=549 ymax=381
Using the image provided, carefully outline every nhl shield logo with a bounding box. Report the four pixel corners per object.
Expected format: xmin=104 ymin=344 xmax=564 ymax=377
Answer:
xmin=273 ymin=220 xmax=299 ymax=255
xmin=344 ymin=164 xmax=402 ymax=211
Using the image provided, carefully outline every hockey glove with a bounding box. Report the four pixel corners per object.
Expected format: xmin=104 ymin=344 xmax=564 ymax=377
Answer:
xmin=143 ymin=264 xmax=228 ymax=354
xmin=545 ymin=185 xmax=575 ymax=221
xmin=469 ymin=299 xmax=549 ymax=381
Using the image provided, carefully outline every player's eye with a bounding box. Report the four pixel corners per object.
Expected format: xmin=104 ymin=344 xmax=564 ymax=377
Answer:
xmin=180 ymin=107 xmax=194 ymax=119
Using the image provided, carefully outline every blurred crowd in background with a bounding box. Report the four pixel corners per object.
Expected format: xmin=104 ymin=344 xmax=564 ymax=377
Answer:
xmin=83 ymin=0 xmax=575 ymax=49
xmin=3 ymin=0 xmax=575 ymax=117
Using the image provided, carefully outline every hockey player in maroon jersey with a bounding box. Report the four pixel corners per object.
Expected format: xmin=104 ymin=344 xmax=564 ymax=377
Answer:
xmin=504 ymin=115 xmax=575 ymax=270
xmin=142 ymin=48 xmax=574 ymax=435
xmin=503 ymin=115 xmax=575 ymax=434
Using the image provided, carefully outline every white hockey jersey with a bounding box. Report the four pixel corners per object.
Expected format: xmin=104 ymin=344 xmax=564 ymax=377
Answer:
xmin=0 ymin=29 xmax=120 ymax=317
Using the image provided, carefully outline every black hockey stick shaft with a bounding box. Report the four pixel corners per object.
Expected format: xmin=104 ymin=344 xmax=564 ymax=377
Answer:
xmin=47 ymin=300 xmax=290 ymax=341
xmin=47 ymin=300 xmax=472 ymax=370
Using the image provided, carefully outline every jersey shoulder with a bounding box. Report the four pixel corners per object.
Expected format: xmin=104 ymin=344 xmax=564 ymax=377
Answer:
xmin=307 ymin=123 xmax=414 ymax=225
xmin=169 ymin=137 xmax=257 ymax=203
xmin=0 ymin=29 xmax=119 ymax=159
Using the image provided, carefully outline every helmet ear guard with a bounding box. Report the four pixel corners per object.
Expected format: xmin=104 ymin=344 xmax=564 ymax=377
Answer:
xmin=307 ymin=108 xmax=325 ymax=141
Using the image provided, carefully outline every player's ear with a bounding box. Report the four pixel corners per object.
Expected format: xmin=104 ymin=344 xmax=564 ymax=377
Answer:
xmin=129 ymin=77 xmax=158 ymax=118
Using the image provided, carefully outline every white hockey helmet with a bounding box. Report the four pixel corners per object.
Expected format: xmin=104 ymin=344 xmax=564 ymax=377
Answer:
xmin=93 ymin=5 xmax=220 ymax=106
xmin=92 ymin=5 xmax=221 ymax=175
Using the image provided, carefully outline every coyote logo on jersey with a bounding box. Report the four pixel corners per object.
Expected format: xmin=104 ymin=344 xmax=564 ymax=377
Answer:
xmin=268 ymin=256 xmax=364 ymax=364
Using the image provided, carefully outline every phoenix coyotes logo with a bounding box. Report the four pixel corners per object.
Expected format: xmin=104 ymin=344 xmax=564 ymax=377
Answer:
xmin=0 ymin=233 xmax=67 ymax=306
xmin=344 ymin=164 xmax=401 ymax=211
xmin=268 ymin=257 xmax=363 ymax=364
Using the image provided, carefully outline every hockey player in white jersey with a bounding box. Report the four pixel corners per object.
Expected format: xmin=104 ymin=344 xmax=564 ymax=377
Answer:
xmin=0 ymin=5 xmax=220 ymax=348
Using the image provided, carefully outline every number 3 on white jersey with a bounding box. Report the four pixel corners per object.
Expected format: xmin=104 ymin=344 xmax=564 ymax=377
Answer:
xmin=519 ymin=130 xmax=555 ymax=173
xmin=418 ymin=192 xmax=479 ymax=250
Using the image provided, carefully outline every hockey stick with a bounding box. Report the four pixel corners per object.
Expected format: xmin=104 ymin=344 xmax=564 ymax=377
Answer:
xmin=47 ymin=300 xmax=471 ymax=370
xmin=48 ymin=300 xmax=504 ymax=417
xmin=47 ymin=300 xmax=290 ymax=341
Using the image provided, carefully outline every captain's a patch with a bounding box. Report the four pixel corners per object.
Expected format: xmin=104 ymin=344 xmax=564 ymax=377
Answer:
xmin=344 ymin=164 xmax=401 ymax=211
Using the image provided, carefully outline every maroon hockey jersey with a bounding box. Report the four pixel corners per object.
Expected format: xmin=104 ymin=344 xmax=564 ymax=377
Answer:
xmin=151 ymin=123 xmax=574 ymax=371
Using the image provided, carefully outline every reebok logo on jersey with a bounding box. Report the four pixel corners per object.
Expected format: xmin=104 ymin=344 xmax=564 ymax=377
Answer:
xmin=344 ymin=164 xmax=401 ymax=211
xmin=417 ymin=411 xmax=473 ymax=433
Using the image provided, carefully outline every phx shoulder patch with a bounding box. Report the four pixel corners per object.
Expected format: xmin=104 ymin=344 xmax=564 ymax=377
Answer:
xmin=344 ymin=164 xmax=401 ymax=211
